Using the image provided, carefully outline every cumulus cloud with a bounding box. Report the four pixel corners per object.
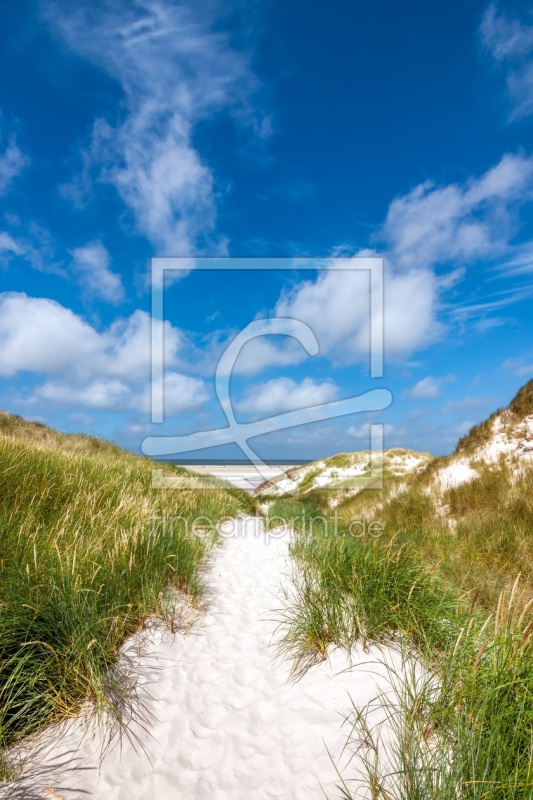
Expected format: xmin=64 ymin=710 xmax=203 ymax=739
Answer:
xmin=280 ymin=262 xmax=441 ymax=360
xmin=480 ymin=4 xmax=533 ymax=119
xmin=46 ymin=0 xmax=264 ymax=256
xmin=37 ymin=372 xmax=206 ymax=415
xmin=0 ymin=293 xmax=182 ymax=380
xmin=237 ymin=377 xmax=338 ymax=417
xmin=231 ymin=151 xmax=533 ymax=377
xmin=380 ymin=153 xmax=533 ymax=270
xmin=347 ymin=422 xmax=396 ymax=440
xmin=0 ymin=293 xmax=206 ymax=416
xmin=136 ymin=371 xmax=208 ymax=416
xmin=0 ymin=293 xmax=102 ymax=377
xmin=233 ymin=258 xmax=442 ymax=374
xmin=71 ymin=241 xmax=124 ymax=304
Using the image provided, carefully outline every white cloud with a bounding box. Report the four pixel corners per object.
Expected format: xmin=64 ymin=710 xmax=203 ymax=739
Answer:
xmin=480 ymin=5 xmax=533 ymax=119
xmin=0 ymin=232 xmax=24 ymax=258
xmin=136 ymin=371 xmax=208 ymax=416
xmin=71 ymin=241 xmax=124 ymax=304
xmin=0 ymin=293 xmax=102 ymax=377
xmin=36 ymin=371 xmax=207 ymax=415
xmin=0 ymin=293 xmax=180 ymax=381
xmin=68 ymin=411 xmax=96 ymax=425
xmin=347 ymin=422 xmax=407 ymax=450
xmin=346 ymin=423 xmax=367 ymax=440
xmin=235 ymin=259 xmax=442 ymax=374
xmin=232 ymin=153 xmax=533 ymax=377
xmin=0 ymin=292 xmax=208 ymax=417
xmin=499 ymin=240 xmax=533 ymax=275
xmin=38 ymin=378 xmax=131 ymax=410
xmin=507 ymin=63 xmax=533 ymax=119
xmin=407 ymin=377 xmax=444 ymax=400
xmin=46 ymin=0 xmax=264 ymax=256
xmin=502 ymin=356 xmax=533 ymax=378
xmin=380 ymin=153 xmax=533 ymax=270
xmin=442 ymin=396 xmax=489 ymax=413
xmin=237 ymin=377 xmax=338 ymax=417
xmin=102 ymin=310 xmax=182 ymax=380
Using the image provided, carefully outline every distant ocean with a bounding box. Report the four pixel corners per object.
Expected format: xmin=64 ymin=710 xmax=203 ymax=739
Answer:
xmin=163 ymin=459 xmax=309 ymax=466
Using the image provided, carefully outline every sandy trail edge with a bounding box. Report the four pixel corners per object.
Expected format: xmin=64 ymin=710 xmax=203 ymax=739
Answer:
xmin=3 ymin=517 xmax=406 ymax=800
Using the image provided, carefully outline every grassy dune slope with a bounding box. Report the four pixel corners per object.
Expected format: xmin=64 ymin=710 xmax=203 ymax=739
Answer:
xmin=256 ymin=447 xmax=433 ymax=498
xmin=334 ymin=383 xmax=533 ymax=609
xmin=268 ymin=382 xmax=533 ymax=797
xmin=0 ymin=412 xmax=254 ymax=757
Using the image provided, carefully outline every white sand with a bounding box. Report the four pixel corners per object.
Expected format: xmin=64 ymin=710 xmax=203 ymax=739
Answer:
xmin=5 ymin=517 xmax=403 ymax=800
xmin=435 ymin=458 xmax=478 ymax=490
xmin=475 ymin=413 xmax=533 ymax=464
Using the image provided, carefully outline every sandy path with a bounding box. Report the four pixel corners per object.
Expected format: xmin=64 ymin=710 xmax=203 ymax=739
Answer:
xmin=5 ymin=517 xmax=402 ymax=800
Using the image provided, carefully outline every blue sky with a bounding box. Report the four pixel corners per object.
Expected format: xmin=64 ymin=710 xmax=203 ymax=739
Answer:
xmin=1 ymin=0 xmax=533 ymax=460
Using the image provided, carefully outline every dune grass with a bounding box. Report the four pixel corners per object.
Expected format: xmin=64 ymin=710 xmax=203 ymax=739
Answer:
xmin=455 ymin=378 xmax=533 ymax=456
xmin=340 ymin=584 xmax=533 ymax=799
xmin=333 ymin=460 xmax=533 ymax=610
xmin=268 ymin=466 xmax=533 ymax=797
xmin=0 ymin=414 xmax=254 ymax=767
xmin=268 ymin=497 xmax=464 ymax=675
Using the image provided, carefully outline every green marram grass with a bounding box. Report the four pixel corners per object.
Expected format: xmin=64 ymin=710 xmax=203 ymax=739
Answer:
xmin=335 ymin=459 xmax=533 ymax=610
xmin=267 ymin=458 xmax=533 ymax=793
xmin=339 ymin=583 xmax=533 ymax=799
xmin=456 ymin=378 xmax=533 ymax=456
xmin=0 ymin=412 xmax=254 ymax=771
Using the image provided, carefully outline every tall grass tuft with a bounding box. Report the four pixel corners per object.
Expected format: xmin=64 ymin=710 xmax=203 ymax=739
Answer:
xmin=0 ymin=415 xmax=253 ymax=763
xmin=340 ymin=589 xmax=533 ymax=798
xmin=269 ymin=473 xmax=533 ymax=796
xmin=269 ymin=499 xmax=463 ymax=676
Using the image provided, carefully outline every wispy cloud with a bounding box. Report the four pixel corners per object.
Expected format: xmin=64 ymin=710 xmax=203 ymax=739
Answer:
xmin=71 ymin=241 xmax=124 ymax=304
xmin=442 ymin=396 xmax=492 ymax=414
xmin=380 ymin=153 xmax=533 ymax=270
xmin=480 ymin=4 xmax=533 ymax=119
xmin=406 ymin=375 xmax=454 ymax=401
xmin=0 ymin=116 xmax=28 ymax=195
xmin=236 ymin=377 xmax=338 ymax=417
xmin=45 ymin=0 xmax=266 ymax=257
xmin=0 ymin=232 xmax=24 ymax=260
xmin=0 ymin=219 xmax=65 ymax=275
xmin=502 ymin=355 xmax=533 ymax=378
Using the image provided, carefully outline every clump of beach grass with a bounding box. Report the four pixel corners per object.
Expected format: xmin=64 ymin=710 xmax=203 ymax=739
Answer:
xmin=338 ymin=582 xmax=533 ymax=798
xmin=270 ymin=498 xmax=464 ymax=676
xmin=269 ymin=463 xmax=533 ymax=796
xmin=0 ymin=413 xmax=253 ymax=768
